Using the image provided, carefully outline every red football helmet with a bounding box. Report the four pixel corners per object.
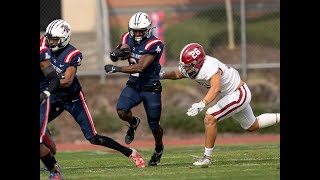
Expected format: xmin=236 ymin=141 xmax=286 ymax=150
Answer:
xmin=179 ymin=43 xmax=206 ymax=78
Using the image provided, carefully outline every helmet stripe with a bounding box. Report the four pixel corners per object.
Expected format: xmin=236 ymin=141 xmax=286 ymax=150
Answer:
xmin=135 ymin=12 xmax=143 ymax=25
xmin=47 ymin=19 xmax=64 ymax=36
xmin=47 ymin=19 xmax=60 ymax=35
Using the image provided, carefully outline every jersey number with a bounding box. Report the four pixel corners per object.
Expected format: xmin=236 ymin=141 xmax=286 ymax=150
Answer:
xmin=190 ymin=48 xmax=201 ymax=59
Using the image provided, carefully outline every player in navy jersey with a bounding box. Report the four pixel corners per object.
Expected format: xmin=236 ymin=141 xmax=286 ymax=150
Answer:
xmin=40 ymin=46 xmax=63 ymax=179
xmin=104 ymin=12 xmax=165 ymax=166
xmin=40 ymin=19 xmax=146 ymax=168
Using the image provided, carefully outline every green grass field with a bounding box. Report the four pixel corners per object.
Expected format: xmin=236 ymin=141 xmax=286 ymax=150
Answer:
xmin=40 ymin=142 xmax=280 ymax=180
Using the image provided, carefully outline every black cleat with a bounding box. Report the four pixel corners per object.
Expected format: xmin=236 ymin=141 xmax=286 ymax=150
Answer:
xmin=148 ymin=149 xmax=163 ymax=166
xmin=125 ymin=117 xmax=140 ymax=144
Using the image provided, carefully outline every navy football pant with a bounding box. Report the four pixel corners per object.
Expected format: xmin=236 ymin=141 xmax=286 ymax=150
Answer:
xmin=116 ymin=85 xmax=162 ymax=131
xmin=48 ymin=90 xmax=97 ymax=140
xmin=40 ymin=98 xmax=50 ymax=143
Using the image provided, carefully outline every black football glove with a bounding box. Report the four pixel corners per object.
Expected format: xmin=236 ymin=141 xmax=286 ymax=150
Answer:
xmin=40 ymin=90 xmax=50 ymax=104
xmin=104 ymin=64 xmax=122 ymax=74
xmin=110 ymin=47 xmax=131 ymax=62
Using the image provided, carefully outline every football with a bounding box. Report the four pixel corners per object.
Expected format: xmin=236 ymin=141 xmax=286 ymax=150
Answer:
xmin=120 ymin=43 xmax=131 ymax=52
xmin=119 ymin=43 xmax=132 ymax=60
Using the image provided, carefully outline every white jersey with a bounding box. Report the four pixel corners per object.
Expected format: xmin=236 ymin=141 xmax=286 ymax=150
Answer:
xmin=179 ymin=55 xmax=241 ymax=96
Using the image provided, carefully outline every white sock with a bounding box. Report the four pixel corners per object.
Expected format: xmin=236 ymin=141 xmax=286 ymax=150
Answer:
xmin=257 ymin=113 xmax=280 ymax=129
xmin=204 ymin=147 xmax=214 ymax=157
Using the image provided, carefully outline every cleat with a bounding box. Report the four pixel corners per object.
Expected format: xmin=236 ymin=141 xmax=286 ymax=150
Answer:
xmin=148 ymin=149 xmax=163 ymax=166
xmin=40 ymin=162 xmax=62 ymax=172
xmin=125 ymin=117 xmax=140 ymax=144
xmin=48 ymin=171 xmax=63 ymax=180
xmin=40 ymin=165 xmax=48 ymax=171
xmin=192 ymin=155 xmax=211 ymax=168
xmin=129 ymin=148 xmax=146 ymax=168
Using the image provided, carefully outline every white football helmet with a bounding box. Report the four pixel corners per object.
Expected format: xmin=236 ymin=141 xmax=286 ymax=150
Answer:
xmin=44 ymin=19 xmax=72 ymax=52
xmin=128 ymin=12 xmax=153 ymax=44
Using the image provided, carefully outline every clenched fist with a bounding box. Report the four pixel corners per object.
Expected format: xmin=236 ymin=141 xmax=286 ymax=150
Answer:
xmin=104 ymin=64 xmax=121 ymax=74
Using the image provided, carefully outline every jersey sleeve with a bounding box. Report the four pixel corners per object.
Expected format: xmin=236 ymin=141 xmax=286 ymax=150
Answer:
xmin=142 ymin=39 xmax=164 ymax=55
xmin=40 ymin=36 xmax=47 ymax=47
xmin=203 ymin=59 xmax=218 ymax=80
xmin=121 ymin=32 xmax=130 ymax=44
xmin=63 ymin=49 xmax=83 ymax=67
xmin=40 ymin=46 xmax=51 ymax=62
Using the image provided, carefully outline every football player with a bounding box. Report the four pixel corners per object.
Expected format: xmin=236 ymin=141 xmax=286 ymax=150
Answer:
xmin=160 ymin=43 xmax=280 ymax=168
xmin=104 ymin=12 xmax=165 ymax=166
xmin=40 ymin=19 xmax=146 ymax=168
xmin=40 ymin=45 xmax=63 ymax=179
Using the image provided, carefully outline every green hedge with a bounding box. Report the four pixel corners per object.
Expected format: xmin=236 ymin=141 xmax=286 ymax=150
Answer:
xmin=91 ymin=103 xmax=279 ymax=134
xmin=110 ymin=9 xmax=280 ymax=61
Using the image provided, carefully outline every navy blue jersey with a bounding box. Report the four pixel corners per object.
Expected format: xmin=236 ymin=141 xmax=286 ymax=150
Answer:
xmin=40 ymin=46 xmax=51 ymax=92
xmin=121 ymin=32 xmax=164 ymax=86
xmin=40 ymin=37 xmax=82 ymax=101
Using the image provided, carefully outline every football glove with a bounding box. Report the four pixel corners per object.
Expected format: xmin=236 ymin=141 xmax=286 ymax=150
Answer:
xmin=40 ymin=90 xmax=50 ymax=105
xmin=104 ymin=64 xmax=121 ymax=74
xmin=159 ymin=70 xmax=165 ymax=80
xmin=186 ymin=101 xmax=205 ymax=116
xmin=110 ymin=48 xmax=131 ymax=62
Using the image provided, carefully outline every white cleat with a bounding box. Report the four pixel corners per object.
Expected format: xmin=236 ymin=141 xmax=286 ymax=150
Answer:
xmin=192 ymin=155 xmax=211 ymax=168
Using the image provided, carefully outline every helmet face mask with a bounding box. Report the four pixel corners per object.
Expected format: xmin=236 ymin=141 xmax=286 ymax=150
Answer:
xmin=128 ymin=12 xmax=153 ymax=44
xmin=44 ymin=19 xmax=72 ymax=52
xmin=179 ymin=43 xmax=206 ymax=79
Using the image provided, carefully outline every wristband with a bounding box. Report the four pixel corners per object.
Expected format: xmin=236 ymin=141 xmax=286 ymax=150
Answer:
xmin=201 ymin=99 xmax=208 ymax=106
xmin=159 ymin=71 xmax=165 ymax=79
xmin=115 ymin=66 xmax=122 ymax=72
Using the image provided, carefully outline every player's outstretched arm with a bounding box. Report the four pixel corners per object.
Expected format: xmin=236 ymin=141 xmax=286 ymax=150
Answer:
xmin=160 ymin=68 xmax=185 ymax=80
xmin=105 ymin=53 xmax=155 ymax=74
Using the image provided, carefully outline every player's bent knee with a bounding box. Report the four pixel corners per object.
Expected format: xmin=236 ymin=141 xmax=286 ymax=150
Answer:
xmin=149 ymin=122 xmax=161 ymax=131
xmin=151 ymin=126 xmax=163 ymax=139
xmin=40 ymin=143 xmax=51 ymax=157
xmin=89 ymin=134 xmax=102 ymax=145
xmin=43 ymin=131 xmax=57 ymax=155
xmin=204 ymin=116 xmax=217 ymax=126
xmin=117 ymin=109 xmax=128 ymax=119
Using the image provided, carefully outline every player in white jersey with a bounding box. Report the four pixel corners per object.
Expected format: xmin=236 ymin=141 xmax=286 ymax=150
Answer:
xmin=160 ymin=43 xmax=280 ymax=167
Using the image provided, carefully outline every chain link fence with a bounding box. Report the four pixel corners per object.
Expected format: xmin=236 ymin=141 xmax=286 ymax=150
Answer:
xmin=40 ymin=0 xmax=280 ymax=79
